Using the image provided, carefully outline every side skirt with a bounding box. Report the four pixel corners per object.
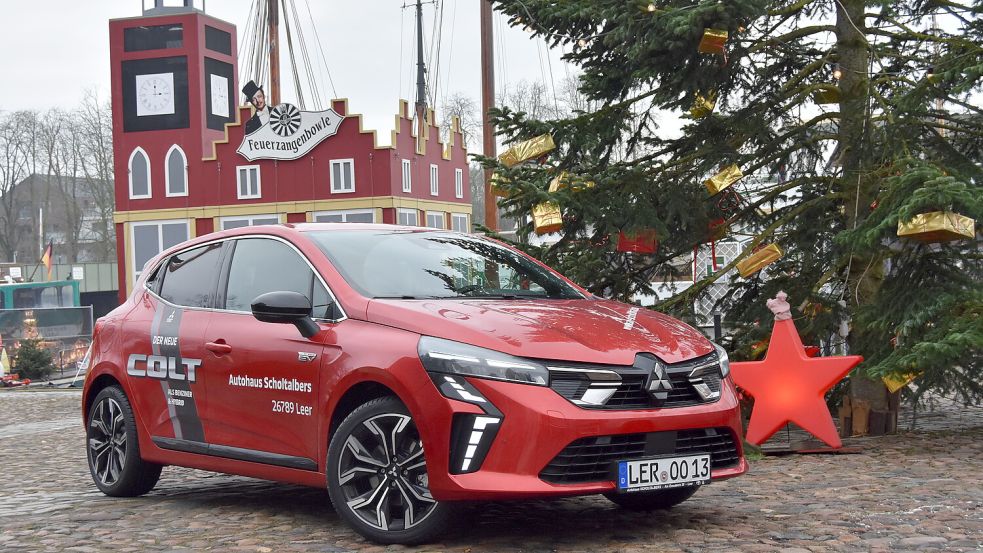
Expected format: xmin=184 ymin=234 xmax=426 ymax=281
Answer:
xmin=152 ymin=436 xmax=318 ymax=471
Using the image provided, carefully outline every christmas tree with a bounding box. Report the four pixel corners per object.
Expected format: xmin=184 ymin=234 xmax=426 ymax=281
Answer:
xmin=12 ymin=312 xmax=54 ymax=381
xmin=486 ymin=0 xmax=982 ymax=432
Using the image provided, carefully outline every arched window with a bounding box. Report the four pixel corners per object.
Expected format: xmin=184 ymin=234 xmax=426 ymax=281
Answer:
xmin=128 ymin=147 xmax=151 ymax=199
xmin=165 ymin=144 xmax=188 ymax=197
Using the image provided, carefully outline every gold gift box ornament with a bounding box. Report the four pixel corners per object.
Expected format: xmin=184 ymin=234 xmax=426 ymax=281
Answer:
xmin=689 ymin=91 xmax=717 ymax=118
xmin=705 ymin=164 xmax=743 ymax=196
xmin=897 ymin=211 xmax=975 ymax=243
xmin=697 ymin=28 xmax=728 ymax=55
xmin=548 ymin=171 xmax=596 ymax=193
xmin=736 ymin=243 xmax=783 ymax=278
xmin=532 ymin=203 xmax=563 ymax=235
xmin=882 ymin=372 xmax=920 ymax=394
xmin=499 ymin=133 xmax=556 ymax=168
xmin=489 ymin=172 xmax=511 ymax=198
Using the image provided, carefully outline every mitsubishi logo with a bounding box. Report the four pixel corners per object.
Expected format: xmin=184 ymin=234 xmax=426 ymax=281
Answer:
xmin=646 ymin=363 xmax=673 ymax=401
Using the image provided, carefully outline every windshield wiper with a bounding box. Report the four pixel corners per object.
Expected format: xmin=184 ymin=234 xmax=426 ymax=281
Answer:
xmin=373 ymin=295 xmax=441 ymax=300
xmin=441 ymin=293 xmax=520 ymax=299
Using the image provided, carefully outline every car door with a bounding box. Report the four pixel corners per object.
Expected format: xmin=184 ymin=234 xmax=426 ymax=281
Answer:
xmin=200 ymin=236 xmax=330 ymax=466
xmin=127 ymin=241 xmax=223 ymax=446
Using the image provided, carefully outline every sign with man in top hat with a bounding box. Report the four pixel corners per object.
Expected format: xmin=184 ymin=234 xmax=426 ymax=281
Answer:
xmin=242 ymin=80 xmax=270 ymax=135
xmin=237 ymin=79 xmax=345 ymax=161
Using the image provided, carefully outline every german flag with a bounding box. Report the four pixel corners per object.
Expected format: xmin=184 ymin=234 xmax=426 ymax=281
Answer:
xmin=40 ymin=241 xmax=53 ymax=281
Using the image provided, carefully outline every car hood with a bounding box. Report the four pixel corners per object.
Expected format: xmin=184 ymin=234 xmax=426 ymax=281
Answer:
xmin=365 ymin=298 xmax=713 ymax=365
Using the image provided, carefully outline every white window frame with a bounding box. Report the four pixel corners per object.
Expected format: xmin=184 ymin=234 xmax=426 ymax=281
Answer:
xmin=401 ymin=159 xmax=412 ymax=193
xmin=451 ymin=213 xmax=469 ymax=233
xmin=425 ymin=211 xmax=445 ymax=229
xmin=128 ymin=147 xmax=152 ymax=200
xmin=220 ymin=214 xmax=281 ymax=230
xmin=397 ymin=208 xmax=419 ymax=227
xmin=330 ymin=158 xmax=356 ymax=194
xmin=164 ymin=144 xmax=188 ymax=197
xmin=236 ymin=165 xmax=262 ymax=199
xmin=312 ymin=209 xmax=376 ymax=223
xmin=131 ymin=218 xmax=190 ymax=284
xmin=455 ymin=168 xmax=464 ymax=199
xmin=429 ymin=164 xmax=439 ymax=196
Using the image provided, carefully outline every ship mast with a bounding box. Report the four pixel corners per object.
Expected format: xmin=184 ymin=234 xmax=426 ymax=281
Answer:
xmin=267 ymin=0 xmax=280 ymax=105
xmin=415 ymin=0 xmax=427 ymax=134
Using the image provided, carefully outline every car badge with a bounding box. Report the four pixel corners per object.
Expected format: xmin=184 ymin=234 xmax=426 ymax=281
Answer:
xmin=646 ymin=363 xmax=673 ymax=401
xmin=297 ymin=352 xmax=317 ymax=363
xmin=623 ymin=307 xmax=639 ymax=330
xmin=688 ymin=365 xmax=721 ymax=401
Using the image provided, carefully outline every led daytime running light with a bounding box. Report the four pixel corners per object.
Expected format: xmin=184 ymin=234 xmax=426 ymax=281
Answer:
xmin=419 ymin=337 xmax=549 ymax=386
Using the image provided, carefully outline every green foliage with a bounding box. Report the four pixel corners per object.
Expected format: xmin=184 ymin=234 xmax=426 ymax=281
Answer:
xmin=487 ymin=0 xmax=982 ymax=404
xmin=13 ymin=338 xmax=54 ymax=381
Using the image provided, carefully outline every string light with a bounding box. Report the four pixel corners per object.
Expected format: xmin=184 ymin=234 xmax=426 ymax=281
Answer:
xmin=577 ymin=38 xmax=588 ymax=48
xmin=647 ymin=4 xmax=657 ymax=12
xmin=832 ymin=63 xmax=843 ymax=80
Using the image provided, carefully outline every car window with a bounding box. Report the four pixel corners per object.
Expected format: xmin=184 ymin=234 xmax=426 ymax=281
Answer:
xmin=158 ymin=243 xmax=223 ymax=308
xmin=225 ymin=238 xmax=333 ymax=318
xmin=308 ymin=230 xmax=584 ymax=300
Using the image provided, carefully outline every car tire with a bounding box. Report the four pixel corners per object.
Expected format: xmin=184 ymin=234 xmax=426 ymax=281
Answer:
xmin=86 ymin=385 xmax=162 ymax=497
xmin=326 ymin=396 xmax=454 ymax=544
xmin=604 ymin=486 xmax=699 ymax=510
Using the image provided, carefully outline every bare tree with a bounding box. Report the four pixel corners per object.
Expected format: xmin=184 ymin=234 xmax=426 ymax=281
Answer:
xmin=0 ymin=111 xmax=38 ymax=262
xmin=0 ymin=95 xmax=116 ymax=266
xmin=440 ymin=93 xmax=481 ymax=149
xmin=76 ymin=91 xmax=116 ymax=260
xmin=41 ymin=108 xmax=90 ymax=263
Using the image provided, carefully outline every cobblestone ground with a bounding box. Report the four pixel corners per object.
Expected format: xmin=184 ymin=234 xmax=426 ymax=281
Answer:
xmin=1 ymin=390 xmax=980 ymax=552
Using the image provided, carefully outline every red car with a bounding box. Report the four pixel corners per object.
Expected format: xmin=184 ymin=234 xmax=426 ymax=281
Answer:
xmin=81 ymin=224 xmax=746 ymax=544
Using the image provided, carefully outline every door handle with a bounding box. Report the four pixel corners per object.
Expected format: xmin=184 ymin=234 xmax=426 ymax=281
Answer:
xmin=205 ymin=341 xmax=232 ymax=355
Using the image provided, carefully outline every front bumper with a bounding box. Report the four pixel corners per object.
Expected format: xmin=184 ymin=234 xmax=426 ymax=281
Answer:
xmin=422 ymin=374 xmax=748 ymax=501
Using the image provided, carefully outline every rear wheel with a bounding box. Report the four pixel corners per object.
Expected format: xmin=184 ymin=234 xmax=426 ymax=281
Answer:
xmin=326 ymin=396 xmax=453 ymax=544
xmin=86 ymin=386 xmax=162 ymax=497
xmin=604 ymin=486 xmax=699 ymax=510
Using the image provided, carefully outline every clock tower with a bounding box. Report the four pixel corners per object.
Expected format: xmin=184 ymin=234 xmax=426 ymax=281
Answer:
xmin=109 ymin=1 xmax=237 ymax=213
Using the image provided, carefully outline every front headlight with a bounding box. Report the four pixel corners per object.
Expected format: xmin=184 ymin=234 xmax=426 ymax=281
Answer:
xmin=712 ymin=342 xmax=730 ymax=378
xmin=418 ymin=336 xmax=549 ymax=386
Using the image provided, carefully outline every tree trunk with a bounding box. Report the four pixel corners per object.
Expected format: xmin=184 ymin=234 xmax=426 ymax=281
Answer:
xmin=836 ymin=0 xmax=894 ymax=436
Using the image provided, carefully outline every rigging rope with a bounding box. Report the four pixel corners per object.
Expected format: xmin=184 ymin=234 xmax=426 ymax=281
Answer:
xmin=302 ymin=0 xmax=339 ymax=99
xmin=281 ymin=0 xmax=306 ymax=108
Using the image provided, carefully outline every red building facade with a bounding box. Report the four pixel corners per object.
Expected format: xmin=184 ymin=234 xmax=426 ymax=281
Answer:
xmin=110 ymin=7 xmax=471 ymax=300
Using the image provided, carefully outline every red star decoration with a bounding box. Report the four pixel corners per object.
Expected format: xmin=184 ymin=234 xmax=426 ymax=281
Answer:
xmin=731 ymin=319 xmax=863 ymax=448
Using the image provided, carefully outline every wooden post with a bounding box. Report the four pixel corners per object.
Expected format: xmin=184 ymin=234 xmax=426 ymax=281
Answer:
xmin=480 ymin=0 xmax=498 ymax=231
xmin=268 ymin=0 xmax=280 ymax=106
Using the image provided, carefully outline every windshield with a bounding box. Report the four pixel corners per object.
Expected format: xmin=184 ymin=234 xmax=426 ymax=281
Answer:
xmin=308 ymin=230 xmax=584 ymax=300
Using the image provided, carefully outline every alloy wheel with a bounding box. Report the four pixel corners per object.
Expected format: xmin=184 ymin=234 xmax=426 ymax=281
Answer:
xmin=88 ymin=397 xmax=127 ymax=487
xmin=336 ymin=413 xmax=436 ymax=531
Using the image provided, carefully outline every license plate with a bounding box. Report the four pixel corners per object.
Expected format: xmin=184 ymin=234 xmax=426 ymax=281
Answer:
xmin=616 ymin=454 xmax=711 ymax=493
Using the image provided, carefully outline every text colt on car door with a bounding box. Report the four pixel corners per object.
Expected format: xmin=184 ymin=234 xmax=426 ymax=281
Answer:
xmin=200 ymin=236 xmax=337 ymax=469
xmin=136 ymin=242 xmax=224 ymax=446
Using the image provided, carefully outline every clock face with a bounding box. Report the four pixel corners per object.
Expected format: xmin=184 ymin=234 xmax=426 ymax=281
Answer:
xmin=209 ymin=74 xmax=229 ymax=118
xmin=135 ymin=72 xmax=175 ymax=116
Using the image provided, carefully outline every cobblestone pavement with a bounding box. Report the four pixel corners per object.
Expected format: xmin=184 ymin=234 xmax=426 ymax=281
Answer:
xmin=0 ymin=390 xmax=980 ymax=552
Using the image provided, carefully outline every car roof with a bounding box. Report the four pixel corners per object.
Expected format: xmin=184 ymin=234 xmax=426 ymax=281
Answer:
xmin=150 ymin=223 xmax=474 ymax=268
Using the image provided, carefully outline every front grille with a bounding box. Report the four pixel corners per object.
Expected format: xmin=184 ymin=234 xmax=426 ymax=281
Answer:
xmin=539 ymin=427 xmax=740 ymax=484
xmin=548 ymin=352 xmax=723 ymax=410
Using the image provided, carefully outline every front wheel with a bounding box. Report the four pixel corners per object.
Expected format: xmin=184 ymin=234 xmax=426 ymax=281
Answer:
xmin=604 ymin=486 xmax=699 ymax=510
xmin=86 ymin=385 xmax=162 ymax=496
xmin=326 ymin=396 xmax=454 ymax=544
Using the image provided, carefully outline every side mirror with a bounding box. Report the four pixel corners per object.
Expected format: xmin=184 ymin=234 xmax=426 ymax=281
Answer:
xmin=251 ymin=291 xmax=320 ymax=338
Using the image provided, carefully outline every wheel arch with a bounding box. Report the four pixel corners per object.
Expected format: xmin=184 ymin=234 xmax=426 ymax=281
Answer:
xmin=83 ymin=372 xmax=124 ymax=424
xmin=327 ymin=380 xmax=401 ymax=442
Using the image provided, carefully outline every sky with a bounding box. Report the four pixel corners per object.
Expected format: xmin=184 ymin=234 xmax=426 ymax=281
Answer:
xmin=0 ymin=0 xmax=578 ymax=155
